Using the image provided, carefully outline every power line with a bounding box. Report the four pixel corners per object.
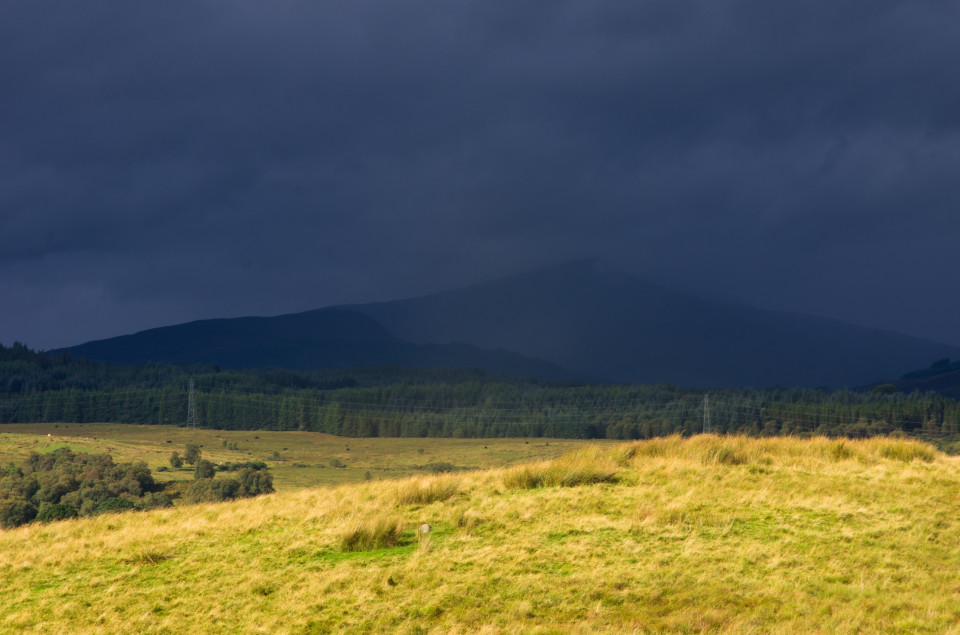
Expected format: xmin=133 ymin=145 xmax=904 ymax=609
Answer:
xmin=186 ymin=379 xmax=197 ymax=429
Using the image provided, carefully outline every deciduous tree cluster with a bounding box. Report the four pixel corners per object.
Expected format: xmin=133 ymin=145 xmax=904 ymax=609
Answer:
xmin=0 ymin=446 xmax=274 ymax=529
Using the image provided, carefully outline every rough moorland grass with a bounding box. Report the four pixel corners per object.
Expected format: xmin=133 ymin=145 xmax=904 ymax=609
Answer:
xmin=395 ymin=475 xmax=461 ymax=505
xmin=2 ymin=435 xmax=959 ymax=633
xmin=877 ymin=438 xmax=936 ymax=462
xmin=626 ymin=433 xmax=940 ymax=467
xmin=339 ymin=515 xmax=403 ymax=552
xmin=502 ymin=446 xmax=620 ymax=489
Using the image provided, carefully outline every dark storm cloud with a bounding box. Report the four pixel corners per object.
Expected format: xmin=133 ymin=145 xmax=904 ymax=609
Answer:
xmin=2 ymin=0 xmax=959 ymax=349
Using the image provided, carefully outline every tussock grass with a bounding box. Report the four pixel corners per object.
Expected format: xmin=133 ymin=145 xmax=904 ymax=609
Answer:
xmin=338 ymin=515 xmax=403 ymax=552
xmin=622 ymin=433 xmax=940 ymax=467
xmin=2 ymin=434 xmax=959 ymax=633
xmin=395 ymin=475 xmax=460 ymax=504
xmin=635 ymin=502 xmax=740 ymax=530
xmin=876 ymin=438 xmax=936 ymax=462
xmin=123 ymin=550 xmax=173 ymax=565
xmin=502 ymin=446 xmax=619 ymax=489
xmin=502 ymin=460 xmax=618 ymax=489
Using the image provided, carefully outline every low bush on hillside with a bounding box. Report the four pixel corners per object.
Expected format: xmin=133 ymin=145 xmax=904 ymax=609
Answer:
xmin=168 ymin=466 xmax=275 ymax=504
xmin=216 ymin=460 xmax=268 ymax=472
xmin=36 ymin=502 xmax=79 ymax=522
xmin=0 ymin=448 xmax=158 ymax=528
xmin=0 ymin=499 xmax=37 ymax=528
xmin=417 ymin=462 xmax=460 ymax=473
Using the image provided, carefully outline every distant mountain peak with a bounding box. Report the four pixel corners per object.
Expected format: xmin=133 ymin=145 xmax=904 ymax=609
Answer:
xmin=351 ymin=262 xmax=960 ymax=388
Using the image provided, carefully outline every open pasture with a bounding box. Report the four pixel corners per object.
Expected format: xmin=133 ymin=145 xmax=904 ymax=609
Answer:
xmin=0 ymin=423 xmax=607 ymax=491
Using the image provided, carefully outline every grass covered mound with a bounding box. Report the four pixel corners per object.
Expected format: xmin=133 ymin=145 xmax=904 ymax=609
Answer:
xmin=1 ymin=435 xmax=959 ymax=632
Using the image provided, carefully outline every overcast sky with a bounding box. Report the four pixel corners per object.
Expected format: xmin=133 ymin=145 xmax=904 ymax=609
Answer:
xmin=2 ymin=0 xmax=959 ymax=350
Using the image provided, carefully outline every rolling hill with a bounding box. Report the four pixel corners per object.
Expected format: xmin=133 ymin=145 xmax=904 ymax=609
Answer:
xmin=2 ymin=435 xmax=958 ymax=632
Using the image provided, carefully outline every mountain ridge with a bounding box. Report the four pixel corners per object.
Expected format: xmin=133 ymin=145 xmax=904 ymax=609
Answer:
xmin=345 ymin=260 xmax=960 ymax=387
xmin=61 ymin=307 xmax=574 ymax=380
xmin=62 ymin=260 xmax=960 ymax=388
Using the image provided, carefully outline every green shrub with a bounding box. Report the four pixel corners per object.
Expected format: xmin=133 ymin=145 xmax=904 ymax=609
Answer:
xmin=95 ymin=497 xmax=138 ymax=514
xmin=0 ymin=499 xmax=38 ymax=528
xmin=184 ymin=444 xmax=201 ymax=466
xmin=194 ymin=459 xmax=215 ymax=479
xmin=140 ymin=492 xmax=173 ymax=509
xmin=216 ymin=460 xmax=267 ymax=472
xmin=183 ymin=477 xmax=241 ymax=503
xmin=237 ymin=468 xmax=274 ymax=497
xmin=36 ymin=503 xmax=79 ymax=522
xmin=419 ymin=462 xmax=459 ymax=473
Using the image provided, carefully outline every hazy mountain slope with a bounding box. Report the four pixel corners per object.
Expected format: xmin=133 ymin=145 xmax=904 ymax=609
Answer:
xmin=349 ymin=260 xmax=960 ymax=387
xmin=63 ymin=308 xmax=572 ymax=379
xmin=63 ymin=261 xmax=960 ymax=388
xmin=866 ymin=360 xmax=960 ymax=398
xmin=890 ymin=369 xmax=960 ymax=399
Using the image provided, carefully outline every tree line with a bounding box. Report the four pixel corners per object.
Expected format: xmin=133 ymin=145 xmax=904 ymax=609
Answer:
xmin=2 ymin=342 xmax=959 ymax=443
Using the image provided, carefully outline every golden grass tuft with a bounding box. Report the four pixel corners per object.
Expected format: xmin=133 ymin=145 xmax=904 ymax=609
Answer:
xmin=622 ymin=433 xmax=942 ymax=468
xmin=395 ymin=475 xmax=460 ymax=505
xmin=502 ymin=449 xmax=619 ymax=489
xmin=338 ymin=515 xmax=403 ymax=552
xmin=875 ymin=438 xmax=937 ymax=462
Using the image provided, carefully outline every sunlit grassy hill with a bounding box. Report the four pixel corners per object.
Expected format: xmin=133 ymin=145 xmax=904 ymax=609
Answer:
xmin=2 ymin=435 xmax=960 ymax=633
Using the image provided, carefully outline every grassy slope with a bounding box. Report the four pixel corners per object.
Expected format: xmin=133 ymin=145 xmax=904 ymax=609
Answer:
xmin=0 ymin=423 xmax=604 ymax=490
xmin=2 ymin=435 xmax=960 ymax=633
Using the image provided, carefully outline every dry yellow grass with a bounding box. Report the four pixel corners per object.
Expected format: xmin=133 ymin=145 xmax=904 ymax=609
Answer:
xmin=2 ymin=434 xmax=960 ymax=633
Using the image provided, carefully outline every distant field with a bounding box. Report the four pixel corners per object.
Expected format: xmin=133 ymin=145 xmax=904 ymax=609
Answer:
xmin=0 ymin=423 xmax=610 ymax=491
xmin=2 ymin=435 xmax=960 ymax=632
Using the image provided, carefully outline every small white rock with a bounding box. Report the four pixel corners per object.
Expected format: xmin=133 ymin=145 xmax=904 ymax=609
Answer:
xmin=419 ymin=523 xmax=431 ymax=534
